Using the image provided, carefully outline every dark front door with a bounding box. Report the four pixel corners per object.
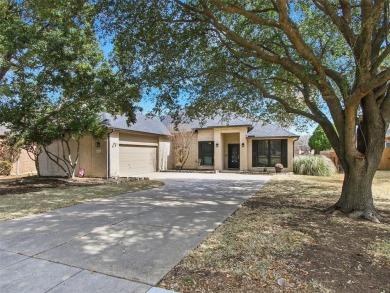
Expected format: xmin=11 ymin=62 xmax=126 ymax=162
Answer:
xmin=228 ymin=144 xmax=240 ymax=169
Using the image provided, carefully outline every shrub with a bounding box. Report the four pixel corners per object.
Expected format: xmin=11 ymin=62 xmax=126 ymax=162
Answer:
xmin=0 ymin=160 xmax=12 ymax=176
xmin=293 ymin=155 xmax=336 ymax=176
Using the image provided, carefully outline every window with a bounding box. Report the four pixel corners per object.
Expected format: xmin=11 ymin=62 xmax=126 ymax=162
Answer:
xmin=252 ymin=139 xmax=287 ymax=167
xmin=199 ymin=141 xmax=214 ymax=166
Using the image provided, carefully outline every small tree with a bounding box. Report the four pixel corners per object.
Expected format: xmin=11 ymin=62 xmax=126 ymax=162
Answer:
xmin=0 ymin=135 xmax=21 ymax=164
xmin=169 ymin=125 xmax=195 ymax=169
xmin=309 ymin=126 xmax=332 ymax=154
xmin=40 ymin=106 xmax=108 ymax=178
xmin=24 ymin=143 xmax=43 ymax=177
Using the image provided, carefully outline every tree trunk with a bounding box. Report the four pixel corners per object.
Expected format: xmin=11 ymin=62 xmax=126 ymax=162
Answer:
xmin=331 ymin=161 xmax=380 ymax=222
xmin=35 ymin=158 xmax=41 ymax=177
xmin=325 ymin=117 xmax=386 ymax=223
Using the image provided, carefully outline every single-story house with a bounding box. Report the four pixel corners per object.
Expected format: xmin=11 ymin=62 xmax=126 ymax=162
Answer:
xmin=379 ymin=126 xmax=390 ymax=170
xmin=38 ymin=113 xmax=299 ymax=177
xmin=0 ymin=125 xmax=37 ymax=175
xmin=39 ymin=113 xmax=172 ymax=177
xmin=163 ymin=115 xmax=299 ymax=173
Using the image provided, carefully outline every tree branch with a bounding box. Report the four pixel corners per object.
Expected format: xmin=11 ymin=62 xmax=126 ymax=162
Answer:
xmin=233 ymin=72 xmax=318 ymax=121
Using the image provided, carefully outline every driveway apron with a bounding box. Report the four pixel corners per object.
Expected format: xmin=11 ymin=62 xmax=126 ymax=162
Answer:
xmin=0 ymin=173 xmax=270 ymax=292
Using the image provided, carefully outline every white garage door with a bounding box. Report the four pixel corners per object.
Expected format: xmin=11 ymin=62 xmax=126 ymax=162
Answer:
xmin=119 ymin=145 xmax=157 ymax=176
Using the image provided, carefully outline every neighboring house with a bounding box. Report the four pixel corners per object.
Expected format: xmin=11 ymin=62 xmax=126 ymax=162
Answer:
xmin=0 ymin=125 xmax=37 ymax=176
xmin=379 ymin=126 xmax=390 ymax=170
xmin=294 ymin=135 xmax=311 ymax=155
xmin=39 ymin=113 xmax=172 ymax=177
xmin=163 ymin=115 xmax=299 ymax=172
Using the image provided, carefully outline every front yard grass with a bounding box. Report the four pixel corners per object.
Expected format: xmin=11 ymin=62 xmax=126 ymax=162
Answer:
xmin=0 ymin=177 xmax=163 ymax=221
xmin=159 ymin=171 xmax=390 ymax=293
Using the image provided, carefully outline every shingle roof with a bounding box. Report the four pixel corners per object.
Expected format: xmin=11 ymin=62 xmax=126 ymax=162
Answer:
xmin=103 ymin=113 xmax=171 ymax=136
xmin=162 ymin=114 xmax=298 ymax=138
xmin=162 ymin=115 xmax=252 ymax=129
xmin=247 ymin=122 xmax=299 ymax=138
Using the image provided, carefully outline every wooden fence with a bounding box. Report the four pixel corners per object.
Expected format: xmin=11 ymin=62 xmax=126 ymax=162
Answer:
xmin=379 ymin=148 xmax=390 ymax=170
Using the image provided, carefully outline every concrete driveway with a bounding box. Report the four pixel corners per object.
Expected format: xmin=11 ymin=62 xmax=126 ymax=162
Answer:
xmin=0 ymin=172 xmax=270 ymax=293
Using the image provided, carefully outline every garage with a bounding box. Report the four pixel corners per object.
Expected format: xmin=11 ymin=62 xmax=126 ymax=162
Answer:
xmin=119 ymin=145 xmax=157 ymax=176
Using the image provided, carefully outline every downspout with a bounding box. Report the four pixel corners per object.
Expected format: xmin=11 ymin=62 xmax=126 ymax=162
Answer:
xmin=106 ymin=129 xmax=114 ymax=179
xmin=293 ymin=137 xmax=299 ymax=158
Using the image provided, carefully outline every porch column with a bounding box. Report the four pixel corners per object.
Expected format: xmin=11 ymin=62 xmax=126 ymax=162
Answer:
xmin=214 ymin=130 xmax=223 ymax=171
xmin=109 ymin=131 xmax=120 ymax=177
xmin=240 ymin=132 xmax=248 ymax=171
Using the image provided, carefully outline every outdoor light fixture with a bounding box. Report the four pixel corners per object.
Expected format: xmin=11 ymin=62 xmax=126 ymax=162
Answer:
xmin=242 ymin=142 xmax=245 ymax=147
xmin=216 ymin=143 xmax=219 ymax=147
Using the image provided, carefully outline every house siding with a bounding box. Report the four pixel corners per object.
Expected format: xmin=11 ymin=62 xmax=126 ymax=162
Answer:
xmin=39 ymin=134 xmax=107 ymax=177
xmin=11 ymin=149 xmax=37 ymax=175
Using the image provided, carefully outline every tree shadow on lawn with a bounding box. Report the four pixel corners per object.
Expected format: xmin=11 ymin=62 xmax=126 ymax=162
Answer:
xmin=159 ymin=176 xmax=390 ymax=293
xmin=246 ymin=181 xmax=390 ymax=293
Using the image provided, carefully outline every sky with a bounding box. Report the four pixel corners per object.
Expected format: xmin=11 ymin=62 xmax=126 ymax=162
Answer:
xmin=99 ymin=38 xmax=315 ymax=136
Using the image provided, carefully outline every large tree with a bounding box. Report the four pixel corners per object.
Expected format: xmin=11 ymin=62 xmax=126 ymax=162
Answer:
xmin=0 ymin=0 xmax=140 ymax=131
xmin=100 ymin=0 xmax=390 ymax=222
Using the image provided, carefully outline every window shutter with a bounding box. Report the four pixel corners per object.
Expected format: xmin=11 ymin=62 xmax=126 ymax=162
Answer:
xmin=252 ymin=141 xmax=258 ymax=167
xmin=281 ymin=139 xmax=288 ymax=167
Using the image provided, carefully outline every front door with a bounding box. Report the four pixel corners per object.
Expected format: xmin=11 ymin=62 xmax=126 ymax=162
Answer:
xmin=228 ymin=144 xmax=240 ymax=169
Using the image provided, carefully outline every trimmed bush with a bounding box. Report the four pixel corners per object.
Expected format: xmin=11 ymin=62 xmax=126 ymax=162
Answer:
xmin=0 ymin=160 xmax=12 ymax=176
xmin=293 ymin=155 xmax=336 ymax=176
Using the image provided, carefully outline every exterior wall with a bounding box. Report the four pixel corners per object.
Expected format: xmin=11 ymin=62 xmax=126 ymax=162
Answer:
xmin=213 ymin=127 xmax=248 ymax=171
xmin=169 ymin=126 xmax=297 ymax=172
xmin=174 ymin=129 xmax=215 ymax=170
xmin=0 ymin=137 xmax=37 ymax=175
xmin=181 ymin=133 xmax=199 ymax=169
xmin=247 ymin=137 xmax=295 ymax=172
xmin=11 ymin=149 xmax=37 ymax=175
xmin=119 ymin=132 xmax=158 ymax=144
xmin=109 ymin=131 xmax=120 ymax=177
xmin=159 ymin=136 xmax=172 ymax=170
xmin=39 ymin=134 xmax=107 ymax=177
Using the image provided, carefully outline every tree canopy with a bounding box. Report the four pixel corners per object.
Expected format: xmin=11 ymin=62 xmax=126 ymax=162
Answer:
xmin=99 ymin=0 xmax=390 ymax=222
xmin=309 ymin=125 xmax=332 ymax=154
xmin=0 ymin=0 xmax=140 ymax=138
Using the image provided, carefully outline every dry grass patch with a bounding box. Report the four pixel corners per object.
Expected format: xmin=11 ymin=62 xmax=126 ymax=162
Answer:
xmin=0 ymin=177 xmax=163 ymax=221
xmin=159 ymin=171 xmax=390 ymax=293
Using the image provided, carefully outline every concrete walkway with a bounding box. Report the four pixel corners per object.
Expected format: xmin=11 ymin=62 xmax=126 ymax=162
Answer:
xmin=0 ymin=173 xmax=270 ymax=292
